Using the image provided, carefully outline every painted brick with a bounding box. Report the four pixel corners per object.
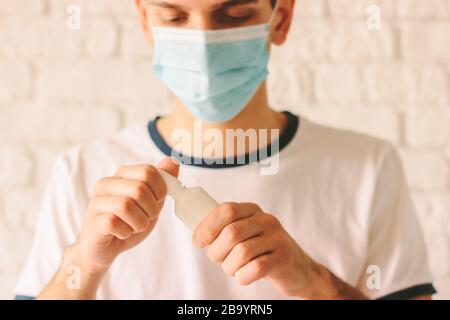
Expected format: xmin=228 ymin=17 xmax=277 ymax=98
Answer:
xmin=406 ymin=109 xmax=450 ymax=147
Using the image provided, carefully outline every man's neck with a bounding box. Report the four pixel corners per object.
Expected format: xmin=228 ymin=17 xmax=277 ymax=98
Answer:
xmin=156 ymin=84 xmax=288 ymax=158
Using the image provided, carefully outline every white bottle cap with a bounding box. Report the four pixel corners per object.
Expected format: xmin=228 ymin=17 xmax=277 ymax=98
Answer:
xmin=158 ymin=168 xmax=219 ymax=231
xmin=158 ymin=169 xmax=184 ymax=198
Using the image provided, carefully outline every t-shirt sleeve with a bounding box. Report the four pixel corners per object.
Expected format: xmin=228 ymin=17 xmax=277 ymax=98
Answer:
xmin=357 ymin=144 xmax=436 ymax=299
xmin=13 ymin=153 xmax=83 ymax=299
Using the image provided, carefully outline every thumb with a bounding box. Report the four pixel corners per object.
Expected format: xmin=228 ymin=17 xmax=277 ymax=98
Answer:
xmin=157 ymin=157 xmax=180 ymax=178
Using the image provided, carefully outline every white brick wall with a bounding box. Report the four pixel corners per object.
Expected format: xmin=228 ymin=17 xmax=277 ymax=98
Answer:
xmin=0 ymin=0 xmax=449 ymax=299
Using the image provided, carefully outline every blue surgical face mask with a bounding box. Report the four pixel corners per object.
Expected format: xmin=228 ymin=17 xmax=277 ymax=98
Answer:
xmin=151 ymin=7 xmax=278 ymax=123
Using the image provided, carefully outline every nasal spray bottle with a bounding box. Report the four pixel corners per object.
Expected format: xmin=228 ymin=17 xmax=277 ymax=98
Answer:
xmin=158 ymin=170 xmax=219 ymax=231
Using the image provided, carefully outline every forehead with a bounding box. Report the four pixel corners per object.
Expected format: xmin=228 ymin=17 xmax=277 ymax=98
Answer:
xmin=149 ymin=0 xmax=264 ymax=10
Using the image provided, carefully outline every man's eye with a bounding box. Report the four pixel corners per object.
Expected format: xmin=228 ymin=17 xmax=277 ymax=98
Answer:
xmin=157 ymin=9 xmax=187 ymax=25
xmin=161 ymin=16 xmax=186 ymax=24
xmin=226 ymin=13 xmax=253 ymax=22
xmin=215 ymin=9 xmax=255 ymax=24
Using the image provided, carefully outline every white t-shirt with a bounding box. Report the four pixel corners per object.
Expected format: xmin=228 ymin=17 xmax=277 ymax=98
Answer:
xmin=14 ymin=111 xmax=436 ymax=299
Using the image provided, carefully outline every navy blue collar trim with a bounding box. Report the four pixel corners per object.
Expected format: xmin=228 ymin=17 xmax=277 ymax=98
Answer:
xmin=147 ymin=111 xmax=300 ymax=168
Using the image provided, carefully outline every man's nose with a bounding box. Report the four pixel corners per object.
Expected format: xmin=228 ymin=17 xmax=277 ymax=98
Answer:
xmin=189 ymin=13 xmax=215 ymax=30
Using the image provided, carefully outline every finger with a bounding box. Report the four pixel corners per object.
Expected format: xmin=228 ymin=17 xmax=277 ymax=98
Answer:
xmin=157 ymin=157 xmax=180 ymax=178
xmin=207 ymin=215 xmax=265 ymax=263
xmin=98 ymin=213 xmax=134 ymax=240
xmin=93 ymin=177 xmax=160 ymax=219
xmin=193 ymin=202 xmax=262 ymax=248
xmin=115 ymin=164 xmax=167 ymax=202
xmin=221 ymin=235 xmax=273 ymax=277
xmin=234 ymin=254 xmax=276 ymax=286
xmin=88 ymin=195 xmax=150 ymax=233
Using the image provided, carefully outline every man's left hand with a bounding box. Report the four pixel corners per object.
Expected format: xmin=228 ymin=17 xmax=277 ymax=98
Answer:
xmin=192 ymin=202 xmax=325 ymax=298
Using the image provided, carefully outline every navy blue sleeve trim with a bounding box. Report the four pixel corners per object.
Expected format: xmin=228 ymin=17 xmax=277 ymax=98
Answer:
xmin=11 ymin=284 xmax=436 ymax=300
xmin=14 ymin=295 xmax=35 ymax=300
xmin=376 ymin=283 xmax=437 ymax=300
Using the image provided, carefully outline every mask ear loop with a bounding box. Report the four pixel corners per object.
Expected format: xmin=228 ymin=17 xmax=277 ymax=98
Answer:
xmin=265 ymin=0 xmax=280 ymax=47
xmin=268 ymin=0 xmax=281 ymax=29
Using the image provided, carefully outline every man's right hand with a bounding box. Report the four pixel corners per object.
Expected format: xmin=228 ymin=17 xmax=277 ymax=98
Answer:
xmin=38 ymin=157 xmax=179 ymax=299
xmin=73 ymin=157 xmax=179 ymax=275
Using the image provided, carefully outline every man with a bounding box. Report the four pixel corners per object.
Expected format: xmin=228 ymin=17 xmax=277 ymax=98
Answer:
xmin=14 ymin=0 xmax=435 ymax=299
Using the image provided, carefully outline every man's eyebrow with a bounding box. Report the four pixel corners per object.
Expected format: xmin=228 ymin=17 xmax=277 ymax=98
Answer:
xmin=214 ymin=0 xmax=259 ymax=10
xmin=148 ymin=1 xmax=189 ymax=10
xmin=148 ymin=0 xmax=259 ymax=10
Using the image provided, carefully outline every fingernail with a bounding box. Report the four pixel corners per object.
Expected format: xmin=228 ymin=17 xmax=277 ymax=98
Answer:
xmin=192 ymin=235 xmax=204 ymax=248
xmin=169 ymin=156 xmax=180 ymax=166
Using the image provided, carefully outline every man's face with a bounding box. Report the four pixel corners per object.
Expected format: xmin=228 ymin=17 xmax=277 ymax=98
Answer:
xmin=145 ymin=0 xmax=274 ymax=30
